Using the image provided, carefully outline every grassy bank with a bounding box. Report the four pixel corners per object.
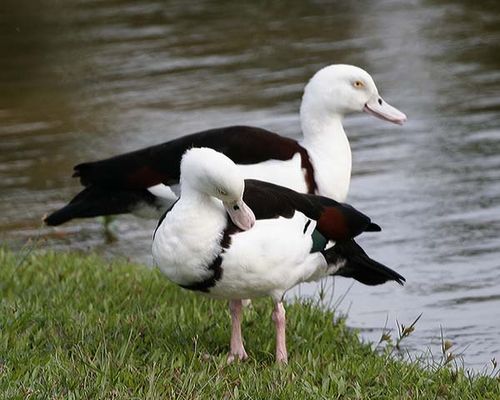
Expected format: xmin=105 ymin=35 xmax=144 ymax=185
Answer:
xmin=0 ymin=250 xmax=498 ymax=399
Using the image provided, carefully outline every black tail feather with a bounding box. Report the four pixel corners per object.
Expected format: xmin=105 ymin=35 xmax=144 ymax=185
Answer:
xmin=323 ymin=239 xmax=405 ymax=286
xmin=366 ymin=222 xmax=382 ymax=232
xmin=44 ymin=187 xmax=162 ymax=226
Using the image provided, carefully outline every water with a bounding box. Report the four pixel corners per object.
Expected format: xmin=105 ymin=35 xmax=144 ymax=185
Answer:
xmin=1 ymin=0 xmax=499 ymax=370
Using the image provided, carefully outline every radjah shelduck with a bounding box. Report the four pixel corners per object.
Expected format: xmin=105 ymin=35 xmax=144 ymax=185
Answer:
xmin=152 ymin=148 xmax=405 ymax=363
xmin=44 ymin=64 xmax=406 ymax=226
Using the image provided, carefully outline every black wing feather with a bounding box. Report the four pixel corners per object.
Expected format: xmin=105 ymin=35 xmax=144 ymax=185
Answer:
xmin=74 ymin=126 xmax=303 ymax=189
xmin=243 ymin=179 xmax=380 ymax=241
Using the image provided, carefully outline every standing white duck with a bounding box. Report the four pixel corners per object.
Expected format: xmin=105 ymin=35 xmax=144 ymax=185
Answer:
xmin=44 ymin=64 xmax=406 ymax=225
xmin=152 ymin=148 xmax=405 ymax=363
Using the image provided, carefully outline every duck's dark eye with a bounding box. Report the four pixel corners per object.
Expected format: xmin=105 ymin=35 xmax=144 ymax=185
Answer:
xmin=233 ymin=205 xmax=240 ymax=211
xmin=378 ymin=98 xmax=383 ymax=105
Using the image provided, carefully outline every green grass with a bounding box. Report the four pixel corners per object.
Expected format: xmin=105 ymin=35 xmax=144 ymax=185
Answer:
xmin=0 ymin=250 xmax=499 ymax=399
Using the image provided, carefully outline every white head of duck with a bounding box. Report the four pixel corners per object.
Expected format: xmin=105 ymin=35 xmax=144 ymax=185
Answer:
xmin=180 ymin=147 xmax=256 ymax=231
xmin=301 ymin=64 xmax=406 ymax=133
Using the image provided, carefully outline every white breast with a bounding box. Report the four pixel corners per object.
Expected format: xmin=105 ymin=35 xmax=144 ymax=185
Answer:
xmin=152 ymin=197 xmax=226 ymax=286
xmin=301 ymin=130 xmax=351 ymax=202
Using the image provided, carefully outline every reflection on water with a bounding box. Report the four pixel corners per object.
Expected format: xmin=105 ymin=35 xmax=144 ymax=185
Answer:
xmin=1 ymin=0 xmax=499 ymax=369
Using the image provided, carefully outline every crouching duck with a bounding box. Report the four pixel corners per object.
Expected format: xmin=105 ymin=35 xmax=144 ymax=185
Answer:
xmin=152 ymin=148 xmax=405 ymax=364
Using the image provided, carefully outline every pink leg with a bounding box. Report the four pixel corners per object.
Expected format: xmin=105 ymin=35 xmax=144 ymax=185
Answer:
xmin=272 ymin=302 xmax=288 ymax=364
xmin=227 ymin=299 xmax=248 ymax=363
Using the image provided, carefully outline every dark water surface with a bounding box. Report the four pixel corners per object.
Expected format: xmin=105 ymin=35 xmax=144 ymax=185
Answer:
xmin=1 ymin=0 xmax=499 ymax=370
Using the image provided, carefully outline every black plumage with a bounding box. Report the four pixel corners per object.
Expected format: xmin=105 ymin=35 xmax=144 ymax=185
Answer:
xmin=243 ymin=179 xmax=380 ymax=241
xmin=44 ymin=186 xmax=163 ymax=226
xmin=322 ymin=240 xmax=405 ymax=286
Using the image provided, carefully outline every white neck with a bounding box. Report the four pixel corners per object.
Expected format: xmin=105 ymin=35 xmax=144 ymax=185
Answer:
xmin=180 ymin=184 xmax=210 ymax=202
xmin=177 ymin=187 xmax=225 ymax=218
xmin=299 ymin=99 xmax=352 ymax=202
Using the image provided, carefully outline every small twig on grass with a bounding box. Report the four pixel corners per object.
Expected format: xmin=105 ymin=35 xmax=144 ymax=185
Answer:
xmin=381 ymin=313 xmax=423 ymax=361
xmin=439 ymin=326 xmax=455 ymax=368
xmin=15 ymin=222 xmax=47 ymax=269
xmin=395 ymin=313 xmax=423 ymax=352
